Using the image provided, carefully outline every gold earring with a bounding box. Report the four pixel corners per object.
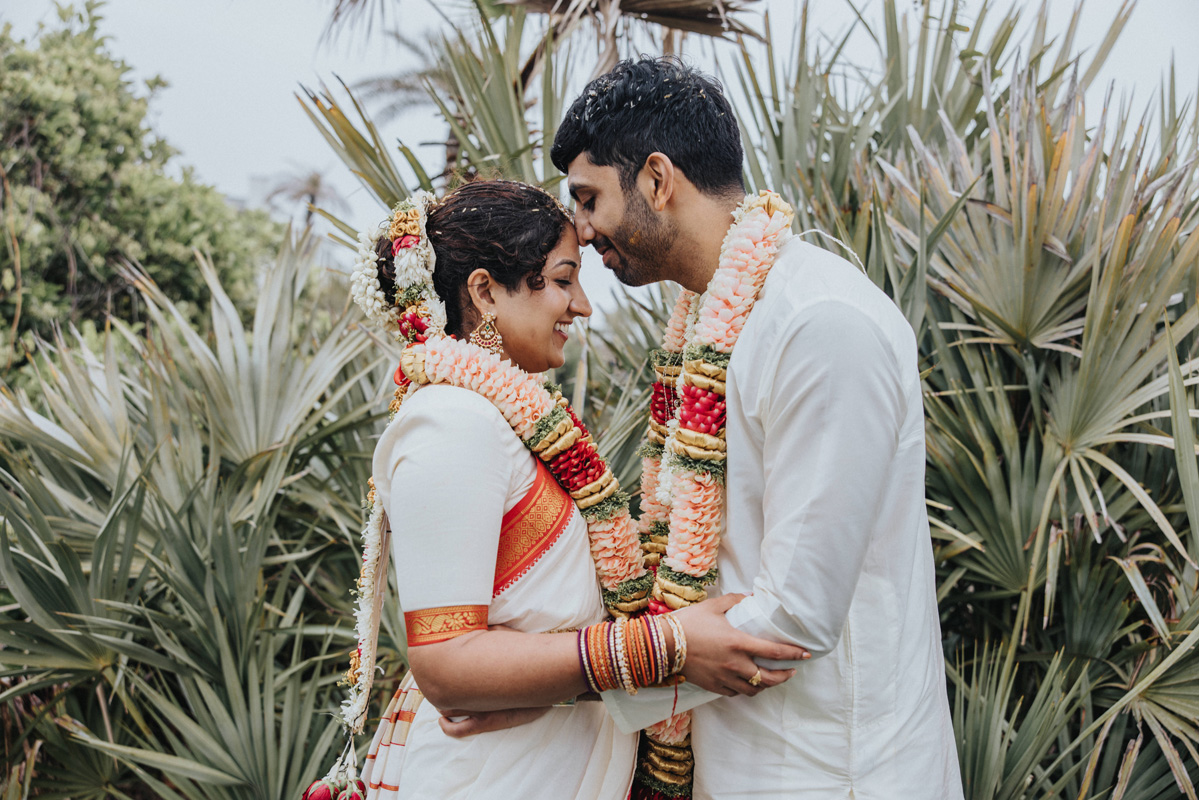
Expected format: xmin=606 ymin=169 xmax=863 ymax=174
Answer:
xmin=469 ymin=312 xmax=503 ymax=354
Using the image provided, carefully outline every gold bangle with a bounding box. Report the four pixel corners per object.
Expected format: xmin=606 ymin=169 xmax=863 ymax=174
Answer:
xmin=614 ymin=617 xmax=635 ymax=694
xmin=664 ymin=613 xmax=687 ymax=675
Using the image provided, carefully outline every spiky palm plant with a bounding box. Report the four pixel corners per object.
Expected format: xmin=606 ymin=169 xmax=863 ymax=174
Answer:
xmin=0 ymin=233 xmax=391 ymax=796
xmin=872 ymin=4 xmax=1199 ymax=794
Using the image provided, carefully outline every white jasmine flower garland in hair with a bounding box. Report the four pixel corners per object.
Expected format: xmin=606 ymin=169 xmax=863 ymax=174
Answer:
xmin=340 ymin=191 xmax=448 ymax=736
xmin=310 ymin=192 xmax=451 ymax=798
xmin=348 ymin=191 xmax=446 ymax=342
xmin=350 ymin=222 xmax=397 ymax=334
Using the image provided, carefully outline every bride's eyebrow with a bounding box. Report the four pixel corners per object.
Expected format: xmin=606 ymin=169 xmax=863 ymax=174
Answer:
xmin=552 ymin=258 xmax=580 ymax=270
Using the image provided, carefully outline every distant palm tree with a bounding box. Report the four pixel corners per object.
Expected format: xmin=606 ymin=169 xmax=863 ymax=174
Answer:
xmin=327 ymin=0 xmax=761 ymax=77
xmin=510 ymin=0 xmax=761 ymax=76
xmin=266 ymin=165 xmax=350 ymax=227
xmin=327 ymin=0 xmax=760 ymax=191
xmin=352 ymin=30 xmax=447 ymax=123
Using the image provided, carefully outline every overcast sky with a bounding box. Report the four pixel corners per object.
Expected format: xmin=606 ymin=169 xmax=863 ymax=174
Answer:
xmin=5 ymin=0 xmax=1198 ymax=308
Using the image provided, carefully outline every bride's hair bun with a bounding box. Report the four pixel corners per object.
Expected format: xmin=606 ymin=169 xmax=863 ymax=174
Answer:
xmin=370 ymin=181 xmax=571 ymax=337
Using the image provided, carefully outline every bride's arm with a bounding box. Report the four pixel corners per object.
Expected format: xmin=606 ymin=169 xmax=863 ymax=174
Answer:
xmin=413 ymin=602 xmax=809 ymax=716
xmin=406 ymin=628 xmax=592 ymax=711
xmin=379 ymin=389 xmax=802 ymax=716
xmin=379 ymin=389 xmax=607 ymax=711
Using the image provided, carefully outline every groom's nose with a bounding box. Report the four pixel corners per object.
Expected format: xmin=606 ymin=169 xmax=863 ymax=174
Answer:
xmin=573 ymin=212 xmax=595 ymax=247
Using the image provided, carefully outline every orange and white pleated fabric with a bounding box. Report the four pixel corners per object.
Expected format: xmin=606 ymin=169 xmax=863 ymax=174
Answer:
xmin=362 ymin=673 xmax=424 ymax=800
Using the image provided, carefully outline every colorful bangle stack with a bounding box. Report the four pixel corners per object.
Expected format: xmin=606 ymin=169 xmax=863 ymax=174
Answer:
xmin=578 ymin=614 xmax=687 ymax=695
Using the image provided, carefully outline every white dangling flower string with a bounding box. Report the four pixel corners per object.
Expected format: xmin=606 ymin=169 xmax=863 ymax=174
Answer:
xmin=350 ymin=222 xmax=399 ymax=334
xmin=339 ymin=483 xmax=390 ymax=735
xmin=349 ymin=191 xmax=446 ymax=343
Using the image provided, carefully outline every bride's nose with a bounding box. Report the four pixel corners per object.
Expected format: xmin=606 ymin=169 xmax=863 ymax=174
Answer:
xmin=570 ymin=285 xmax=592 ymax=319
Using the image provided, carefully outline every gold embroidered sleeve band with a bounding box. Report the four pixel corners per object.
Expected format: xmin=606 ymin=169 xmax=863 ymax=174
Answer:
xmin=404 ymin=604 xmax=488 ymax=647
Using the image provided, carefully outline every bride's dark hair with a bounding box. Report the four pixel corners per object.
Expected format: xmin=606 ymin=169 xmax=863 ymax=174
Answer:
xmin=371 ymin=181 xmax=573 ymax=337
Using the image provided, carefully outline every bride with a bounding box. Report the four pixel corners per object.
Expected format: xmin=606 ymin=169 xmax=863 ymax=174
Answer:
xmin=340 ymin=181 xmax=802 ymax=800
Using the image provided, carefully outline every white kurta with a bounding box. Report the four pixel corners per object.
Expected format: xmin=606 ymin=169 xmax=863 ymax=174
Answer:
xmin=604 ymin=241 xmax=963 ymax=799
xmin=371 ymin=385 xmax=636 ymax=800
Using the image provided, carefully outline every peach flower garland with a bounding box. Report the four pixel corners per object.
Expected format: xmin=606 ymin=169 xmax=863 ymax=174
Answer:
xmin=398 ymin=338 xmax=651 ymax=605
xmin=632 ymin=191 xmax=794 ymax=798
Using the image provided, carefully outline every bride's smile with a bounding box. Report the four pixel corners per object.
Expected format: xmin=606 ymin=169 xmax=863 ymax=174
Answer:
xmin=473 ymin=225 xmax=591 ymax=374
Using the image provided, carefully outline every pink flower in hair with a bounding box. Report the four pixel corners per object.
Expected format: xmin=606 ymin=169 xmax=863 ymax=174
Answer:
xmin=392 ymin=235 xmax=420 ymax=254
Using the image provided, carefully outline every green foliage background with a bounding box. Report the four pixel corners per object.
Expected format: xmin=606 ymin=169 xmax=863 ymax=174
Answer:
xmin=2 ymin=1 xmax=1199 ymax=798
xmin=0 ymin=5 xmax=281 ymax=368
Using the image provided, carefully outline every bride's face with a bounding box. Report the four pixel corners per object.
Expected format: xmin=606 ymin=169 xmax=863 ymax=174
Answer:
xmin=491 ymin=226 xmax=591 ymax=373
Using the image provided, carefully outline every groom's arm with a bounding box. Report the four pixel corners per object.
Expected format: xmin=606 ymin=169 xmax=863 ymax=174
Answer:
xmin=722 ymin=301 xmax=905 ymax=659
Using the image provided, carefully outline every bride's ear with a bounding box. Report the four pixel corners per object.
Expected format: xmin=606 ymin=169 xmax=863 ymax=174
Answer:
xmin=465 ymin=268 xmax=498 ymax=327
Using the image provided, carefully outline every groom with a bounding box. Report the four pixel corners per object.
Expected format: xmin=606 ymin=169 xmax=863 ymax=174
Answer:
xmin=549 ymin=58 xmax=962 ymax=799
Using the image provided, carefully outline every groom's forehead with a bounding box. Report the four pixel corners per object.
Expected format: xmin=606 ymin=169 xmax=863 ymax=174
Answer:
xmin=565 ymin=155 xmax=617 ymax=198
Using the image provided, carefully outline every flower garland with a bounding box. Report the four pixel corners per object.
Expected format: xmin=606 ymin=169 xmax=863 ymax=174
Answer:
xmin=337 ymin=193 xmax=448 ymax=749
xmin=633 ymin=190 xmax=795 ymax=799
xmin=397 ymin=338 xmax=652 ymax=608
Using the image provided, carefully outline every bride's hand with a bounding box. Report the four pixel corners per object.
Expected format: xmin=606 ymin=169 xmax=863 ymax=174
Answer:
xmin=670 ymin=593 xmax=810 ymax=697
xmin=438 ymin=707 xmax=550 ymax=738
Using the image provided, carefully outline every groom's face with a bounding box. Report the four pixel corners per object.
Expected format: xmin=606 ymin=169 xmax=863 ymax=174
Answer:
xmin=566 ymin=154 xmax=676 ymax=287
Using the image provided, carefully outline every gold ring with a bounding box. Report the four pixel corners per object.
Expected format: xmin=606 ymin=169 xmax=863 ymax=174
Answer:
xmin=748 ymin=669 xmax=762 ymax=687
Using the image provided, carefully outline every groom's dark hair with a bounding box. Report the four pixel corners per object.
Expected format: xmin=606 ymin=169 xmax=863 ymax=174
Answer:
xmin=551 ymin=57 xmax=744 ymax=197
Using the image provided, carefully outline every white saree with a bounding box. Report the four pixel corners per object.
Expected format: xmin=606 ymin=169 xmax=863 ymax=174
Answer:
xmin=362 ymin=385 xmax=636 ymax=800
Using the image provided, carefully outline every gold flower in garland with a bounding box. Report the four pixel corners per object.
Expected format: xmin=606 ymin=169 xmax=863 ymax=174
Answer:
xmin=345 ymin=648 xmax=362 ymax=686
xmin=388 ymin=207 xmax=422 ymax=240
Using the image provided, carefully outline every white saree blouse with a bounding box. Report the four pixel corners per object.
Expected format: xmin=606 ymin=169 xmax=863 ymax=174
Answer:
xmin=603 ymin=241 xmax=963 ymax=800
xmin=369 ymin=385 xmax=636 ymax=800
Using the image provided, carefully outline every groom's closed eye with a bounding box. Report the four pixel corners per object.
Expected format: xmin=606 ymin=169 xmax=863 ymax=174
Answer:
xmin=568 ymin=190 xmax=595 ymax=212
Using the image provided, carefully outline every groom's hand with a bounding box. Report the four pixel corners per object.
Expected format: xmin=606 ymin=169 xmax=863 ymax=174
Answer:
xmin=671 ymin=593 xmax=809 ymax=697
xmin=438 ymin=706 xmax=551 ymax=738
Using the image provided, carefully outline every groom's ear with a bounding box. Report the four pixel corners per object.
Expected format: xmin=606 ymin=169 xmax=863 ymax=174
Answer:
xmin=642 ymin=152 xmax=675 ymax=212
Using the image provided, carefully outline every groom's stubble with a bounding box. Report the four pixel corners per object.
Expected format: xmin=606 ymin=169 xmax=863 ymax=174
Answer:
xmin=602 ymin=186 xmax=679 ymax=287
